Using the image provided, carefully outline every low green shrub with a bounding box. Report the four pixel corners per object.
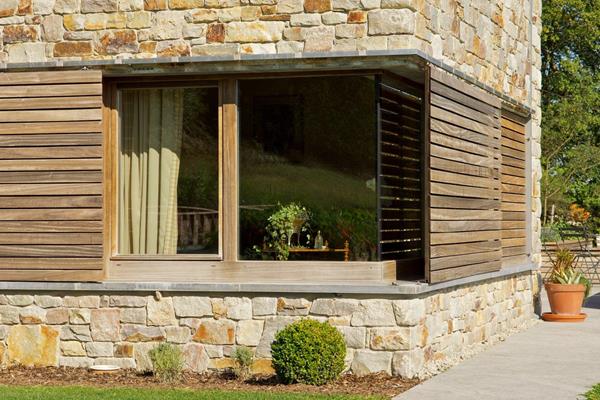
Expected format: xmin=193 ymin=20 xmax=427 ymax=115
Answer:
xmin=271 ymin=319 xmax=346 ymax=386
xmin=149 ymin=343 xmax=184 ymax=383
xmin=231 ymin=346 xmax=254 ymax=381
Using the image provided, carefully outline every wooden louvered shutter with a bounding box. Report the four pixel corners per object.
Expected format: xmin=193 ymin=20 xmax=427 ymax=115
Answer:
xmin=377 ymin=75 xmax=424 ymax=277
xmin=0 ymin=70 xmax=104 ymax=281
xmin=500 ymin=111 xmax=528 ymax=266
xmin=427 ymin=67 xmax=502 ymax=283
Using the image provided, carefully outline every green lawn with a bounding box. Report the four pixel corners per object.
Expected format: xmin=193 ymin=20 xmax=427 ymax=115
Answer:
xmin=0 ymin=386 xmax=382 ymax=400
xmin=585 ymin=383 xmax=600 ymax=399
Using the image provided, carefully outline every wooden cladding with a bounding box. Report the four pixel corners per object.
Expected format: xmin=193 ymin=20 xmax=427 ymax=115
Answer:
xmin=377 ymin=76 xmax=423 ymax=269
xmin=501 ymin=111 xmax=528 ymax=266
xmin=0 ymin=70 xmax=103 ymax=281
xmin=427 ymin=67 xmax=503 ymax=283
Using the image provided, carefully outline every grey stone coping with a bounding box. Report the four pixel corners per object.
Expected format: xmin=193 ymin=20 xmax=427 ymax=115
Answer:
xmin=0 ymin=49 xmax=532 ymax=116
xmin=0 ymin=263 xmax=536 ymax=297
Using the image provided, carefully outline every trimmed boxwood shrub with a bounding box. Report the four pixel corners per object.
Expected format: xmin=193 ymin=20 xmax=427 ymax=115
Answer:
xmin=271 ymin=319 xmax=346 ymax=385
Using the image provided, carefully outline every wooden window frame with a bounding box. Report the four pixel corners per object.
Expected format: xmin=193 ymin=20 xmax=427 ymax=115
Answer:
xmin=105 ymin=77 xmax=224 ymax=262
xmin=103 ymin=72 xmax=402 ymax=282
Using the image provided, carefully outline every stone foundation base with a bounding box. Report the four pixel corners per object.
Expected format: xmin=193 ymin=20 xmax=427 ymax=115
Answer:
xmin=0 ymin=272 xmax=536 ymax=378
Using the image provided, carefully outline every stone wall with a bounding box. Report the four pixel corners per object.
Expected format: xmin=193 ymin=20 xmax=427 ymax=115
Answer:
xmin=0 ymin=271 xmax=536 ymax=378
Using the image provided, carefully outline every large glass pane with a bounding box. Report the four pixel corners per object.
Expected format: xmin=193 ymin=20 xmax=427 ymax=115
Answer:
xmin=239 ymin=76 xmax=378 ymax=261
xmin=118 ymin=86 xmax=219 ymax=255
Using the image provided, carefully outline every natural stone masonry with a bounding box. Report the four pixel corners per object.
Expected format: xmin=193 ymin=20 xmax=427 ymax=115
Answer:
xmin=0 ymin=272 xmax=536 ymax=378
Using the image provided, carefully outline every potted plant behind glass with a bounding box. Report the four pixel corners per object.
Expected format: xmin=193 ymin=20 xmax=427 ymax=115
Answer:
xmin=543 ymin=248 xmax=591 ymax=322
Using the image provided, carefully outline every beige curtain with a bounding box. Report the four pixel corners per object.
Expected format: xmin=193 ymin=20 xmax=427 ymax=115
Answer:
xmin=119 ymin=88 xmax=184 ymax=255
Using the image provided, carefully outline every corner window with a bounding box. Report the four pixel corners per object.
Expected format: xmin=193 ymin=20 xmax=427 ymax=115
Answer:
xmin=117 ymin=85 xmax=219 ymax=255
xmin=238 ymin=76 xmax=379 ymax=261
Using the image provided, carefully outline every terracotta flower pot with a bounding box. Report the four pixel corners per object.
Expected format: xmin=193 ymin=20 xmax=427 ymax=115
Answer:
xmin=545 ymin=283 xmax=586 ymax=315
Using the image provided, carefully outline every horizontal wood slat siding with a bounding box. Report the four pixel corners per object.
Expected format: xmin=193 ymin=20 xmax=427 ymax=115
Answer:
xmin=501 ymin=112 xmax=528 ymax=267
xmin=0 ymin=70 xmax=103 ymax=281
xmin=378 ymin=76 xmax=423 ymax=267
xmin=428 ymin=67 xmax=502 ymax=283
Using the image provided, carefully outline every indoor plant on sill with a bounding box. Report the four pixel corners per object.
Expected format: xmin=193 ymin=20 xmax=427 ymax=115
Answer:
xmin=542 ymin=248 xmax=591 ymax=322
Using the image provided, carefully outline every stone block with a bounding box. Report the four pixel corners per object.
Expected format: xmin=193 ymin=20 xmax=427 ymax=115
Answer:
xmin=19 ymin=305 xmax=46 ymax=325
xmin=337 ymin=326 xmax=366 ymax=349
xmin=53 ymin=0 xmax=78 ymax=13
xmin=7 ymin=325 xmax=59 ymax=367
xmin=60 ymin=356 xmax=94 ymax=368
xmin=351 ymin=300 xmax=396 ymax=327
xmin=126 ymin=11 xmax=151 ymax=28
xmin=150 ymin=10 xmax=185 ymax=40
xmin=114 ymin=343 xmax=134 ymax=358
xmin=380 ymin=0 xmax=414 ymax=9
xmin=335 ymin=23 xmax=366 ymax=38
xmin=331 ymin=0 xmax=359 ymax=10
xmin=173 ymin=296 xmax=212 ymax=318
xmin=321 ymin=11 xmax=346 ymax=25
xmin=63 ymin=14 xmax=84 ymax=30
xmin=7 ymin=295 xmax=33 ymax=307
xmin=392 ymin=349 xmax=424 ymax=378
xmin=276 ymin=0 xmax=302 ymax=13
xmin=61 ymin=325 xmax=91 ymax=342
xmin=252 ymin=297 xmax=277 ymax=316
xmin=193 ymin=319 xmax=235 ymax=345
xmin=156 ymin=39 xmax=191 ymax=56
xmin=81 ymin=0 xmax=116 ymax=12
xmin=169 ymin=0 xmax=202 ymax=8
xmin=86 ymin=342 xmax=113 ymax=357
xmin=290 ymin=13 xmax=320 ymax=26
xmin=96 ymin=29 xmax=139 ymax=54
xmin=0 ymin=0 xmax=18 ymax=17
xmin=368 ymin=9 xmax=415 ymax=35
xmin=109 ymin=296 xmax=146 ymax=308
xmin=165 ymin=326 xmax=191 ymax=343
xmin=277 ymin=297 xmax=310 ymax=316
xmin=121 ymin=325 xmax=165 ymax=342
xmin=303 ymin=0 xmax=329 ymax=12
xmin=90 ymin=309 xmax=120 ymax=341
xmin=41 ymin=15 xmax=64 ymax=42
xmin=251 ymin=358 xmax=275 ymax=375
xmin=224 ymin=297 xmax=252 ymax=320
xmin=53 ymin=41 xmax=93 ymax=56
xmin=61 ymin=341 xmax=86 ymax=356
xmin=147 ymin=297 xmax=176 ymax=326
xmin=33 ymin=0 xmax=55 ymax=14
xmin=186 ymin=8 xmax=217 ymax=22
xmin=0 ymin=326 xmax=7 ymax=340
xmin=276 ymin=39 xmax=303 ymax=52
xmin=204 ymin=344 xmax=223 ymax=358
xmin=120 ymin=308 xmax=146 ymax=324
xmin=236 ymin=319 xmax=264 ymax=346
xmin=183 ymin=343 xmax=209 ymax=372
xmin=34 ymin=296 xmax=62 ymax=309
xmin=69 ymin=308 xmax=91 ymax=325
xmin=224 ymin=21 xmax=283 ymax=42
xmin=369 ymin=327 xmax=412 ymax=351
xmin=0 ymin=305 xmax=19 ymax=325
xmin=133 ymin=342 xmax=156 ymax=371
xmin=217 ymin=6 xmax=240 ymax=22
xmin=351 ymin=350 xmax=392 ymax=376
xmin=393 ymin=299 xmax=425 ymax=326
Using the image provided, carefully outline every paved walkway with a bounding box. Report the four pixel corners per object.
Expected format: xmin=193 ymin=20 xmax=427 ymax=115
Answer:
xmin=396 ymin=289 xmax=600 ymax=400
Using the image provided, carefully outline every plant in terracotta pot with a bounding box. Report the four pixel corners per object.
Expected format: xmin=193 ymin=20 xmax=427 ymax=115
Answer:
xmin=543 ymin=248 xmax=591 ymax=322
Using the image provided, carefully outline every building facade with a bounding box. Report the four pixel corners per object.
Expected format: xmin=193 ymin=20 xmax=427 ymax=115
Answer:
xmin=0 ymin=0 xmax=541 ymax=378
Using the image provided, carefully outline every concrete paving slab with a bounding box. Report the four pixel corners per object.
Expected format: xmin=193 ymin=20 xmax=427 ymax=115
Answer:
xmin=396 ymin=288 xmax=600 ymax=400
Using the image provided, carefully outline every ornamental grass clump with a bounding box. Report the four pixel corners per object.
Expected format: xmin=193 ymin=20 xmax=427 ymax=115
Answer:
xmin=271 ymin=319 xmax=346 ymax=386
xmin=149 ymin=343 xmax=184 ymax=383
xmin=232 ymin=346 xmax=254 ymax=381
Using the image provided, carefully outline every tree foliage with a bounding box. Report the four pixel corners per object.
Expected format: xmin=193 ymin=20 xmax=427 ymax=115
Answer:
xmin=541 ymin=0 xmax=600 ymax=226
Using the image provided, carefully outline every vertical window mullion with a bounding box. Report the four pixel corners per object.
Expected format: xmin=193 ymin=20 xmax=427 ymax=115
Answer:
xmin=221 ymin=79 xmax=239 ymax=262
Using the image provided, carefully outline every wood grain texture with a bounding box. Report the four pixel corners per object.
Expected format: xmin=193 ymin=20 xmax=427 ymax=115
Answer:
xmin=0 ymin=70 xmax=104 ymax=282
xmin=500 ymin=112 xmax=527 ymax=264
xmin=428 ymin=67 xmax=502 ymax=283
